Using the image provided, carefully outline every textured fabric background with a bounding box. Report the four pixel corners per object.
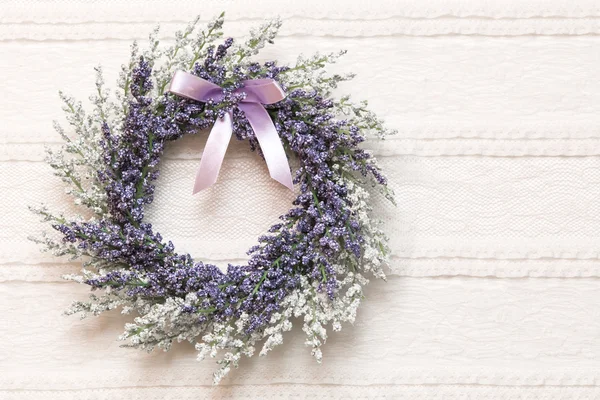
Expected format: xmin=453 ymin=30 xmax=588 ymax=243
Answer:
xmin=2 ymin=0 xmax=600 ymax=398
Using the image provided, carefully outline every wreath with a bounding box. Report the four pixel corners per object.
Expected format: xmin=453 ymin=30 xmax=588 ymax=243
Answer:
xmin=31 ymin=13 xmax=395 ymax=384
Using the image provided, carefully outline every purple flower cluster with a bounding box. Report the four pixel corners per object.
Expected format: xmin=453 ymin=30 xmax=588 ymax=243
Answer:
xmin=53 ymin=38 xmax=388 ymax=334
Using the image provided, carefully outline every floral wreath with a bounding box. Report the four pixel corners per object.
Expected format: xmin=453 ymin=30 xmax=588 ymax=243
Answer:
xmin=31 ymin=13 xmax=395 ymax=384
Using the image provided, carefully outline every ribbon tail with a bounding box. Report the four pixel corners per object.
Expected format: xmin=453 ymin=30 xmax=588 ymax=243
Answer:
xmin=193 ymin=112 xmax=233 ymax=194
xmin=238 ymin=102 xmax=294 ymax=190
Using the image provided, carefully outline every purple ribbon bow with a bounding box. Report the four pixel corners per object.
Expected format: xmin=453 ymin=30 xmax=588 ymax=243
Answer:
xmin=168 ymin=70 xmax=294 ymax=194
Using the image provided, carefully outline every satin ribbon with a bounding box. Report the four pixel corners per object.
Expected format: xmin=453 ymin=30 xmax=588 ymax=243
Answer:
xmin=168 ymin=70 xmax=294 ymax=194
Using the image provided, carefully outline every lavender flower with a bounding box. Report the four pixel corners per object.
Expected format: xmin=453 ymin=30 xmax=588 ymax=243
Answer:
xmin=32 ymin=13 xmax=395 ymax=385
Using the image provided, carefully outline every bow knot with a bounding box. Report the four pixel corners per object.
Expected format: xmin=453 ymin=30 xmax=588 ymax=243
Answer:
xmin=168 ymin=70 xmax=294 ymax=194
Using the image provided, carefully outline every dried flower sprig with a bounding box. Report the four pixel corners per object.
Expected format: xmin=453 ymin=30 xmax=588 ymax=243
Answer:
xmin=31 ymin=13 xmax=395 ymax=384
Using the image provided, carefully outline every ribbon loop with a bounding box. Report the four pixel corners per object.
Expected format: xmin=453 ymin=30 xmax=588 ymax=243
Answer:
xmin=241 ymin=79 xmax=286 ymax=104
xmin=168 ymin=71 xmax=293 ymax=194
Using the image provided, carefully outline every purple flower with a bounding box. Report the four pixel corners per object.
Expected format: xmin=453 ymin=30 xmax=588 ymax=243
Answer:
xmin=53 ymin=47 xmax=389 ymax=335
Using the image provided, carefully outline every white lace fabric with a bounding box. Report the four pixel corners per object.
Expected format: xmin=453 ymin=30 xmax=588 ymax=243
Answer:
xmin=2 ymin=0 xmax=600 ymax=398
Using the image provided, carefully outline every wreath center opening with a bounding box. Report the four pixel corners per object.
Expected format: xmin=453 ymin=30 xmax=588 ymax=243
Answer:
xmin=144 ymin=133 xmax=296 ymax=270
